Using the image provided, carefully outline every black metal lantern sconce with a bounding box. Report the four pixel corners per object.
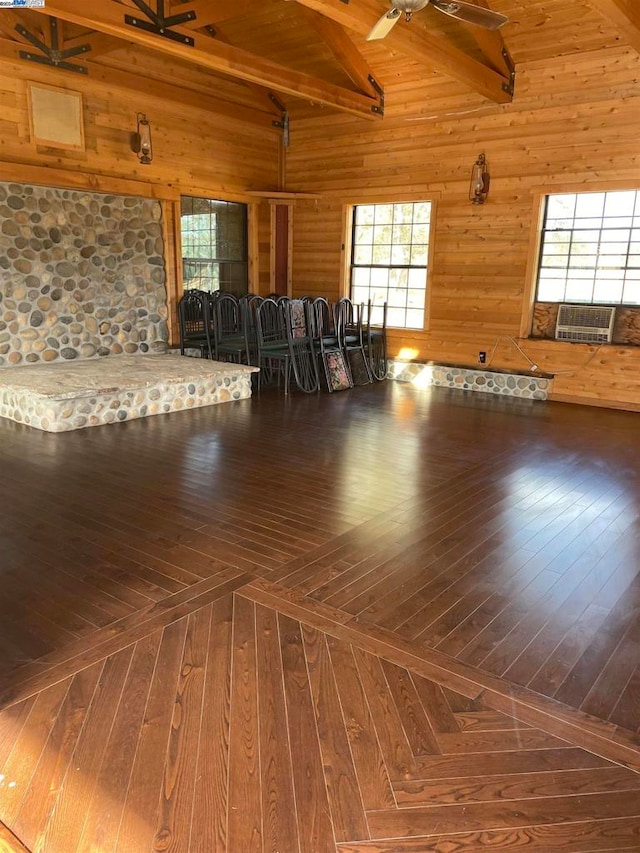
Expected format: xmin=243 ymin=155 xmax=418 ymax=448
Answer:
xmin=131 ymin=113 xmax=153 ymax=165
xmin=469 ymin=152 xmax=490 ymax=204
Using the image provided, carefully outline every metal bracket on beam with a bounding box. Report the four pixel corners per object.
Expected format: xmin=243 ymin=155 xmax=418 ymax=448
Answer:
xmin=367 ymin=73 xmax=384 ymax=116
xmin=270 ymin=94 xmax=290 ymax=147
xmin=125 ymin=0 xmax=196 ymax=46
xmin=500 ymin=47 xmax=516 ymax=97
xmin=16 ymin=19 xmax=90 ymax=74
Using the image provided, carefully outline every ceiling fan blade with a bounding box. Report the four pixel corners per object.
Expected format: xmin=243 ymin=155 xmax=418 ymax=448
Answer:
xmin=366 ymin=8 xmax=402 ymax=41
xmin=430 ymin=0 xmax=508 ymax=30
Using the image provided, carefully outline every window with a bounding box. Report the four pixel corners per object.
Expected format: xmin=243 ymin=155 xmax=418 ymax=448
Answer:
xmin=180 ymin=196 xmax=248 ymax=295
xmin=536 ymin=190 xmax=640 ymax=306
xmin=350 ymin=201 xmax=431 ymax=328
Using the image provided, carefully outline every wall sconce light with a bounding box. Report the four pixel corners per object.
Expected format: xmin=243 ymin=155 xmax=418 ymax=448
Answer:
xmin=469 ymin=152 xmax=489 ymax=204
xmin=131 ymin=112 xmax=152 ymax=165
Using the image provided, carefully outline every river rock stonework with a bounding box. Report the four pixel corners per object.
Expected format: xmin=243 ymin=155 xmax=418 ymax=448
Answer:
xmin=388 ymin=360 xmax=552 ymax=401
xmin=0 ymin=355 xmax=257 ymax=432
xmin=0 ymin=181 xmax=168 ymax=367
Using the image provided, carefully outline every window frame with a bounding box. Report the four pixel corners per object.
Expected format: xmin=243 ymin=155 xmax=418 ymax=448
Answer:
xmin=179 ymin=195 xmax=249 ymax=295
xmin=343 ymin=196 xmax=437 ymax=332
xmin=533 ymin=188 xmax=640 ymax=308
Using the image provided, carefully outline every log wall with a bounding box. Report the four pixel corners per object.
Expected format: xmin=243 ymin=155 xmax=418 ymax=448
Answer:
xmin=286 ymin=47 xmax=640 ymax=410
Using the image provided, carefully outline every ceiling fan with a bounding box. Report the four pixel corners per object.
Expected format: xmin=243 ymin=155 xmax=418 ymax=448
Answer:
xmin=366 ymin=0 xmax=508 ymax=40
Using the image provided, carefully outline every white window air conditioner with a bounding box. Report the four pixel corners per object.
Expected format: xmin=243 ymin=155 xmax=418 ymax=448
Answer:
xmin=555 ymin=304 xmax=615 ymax=344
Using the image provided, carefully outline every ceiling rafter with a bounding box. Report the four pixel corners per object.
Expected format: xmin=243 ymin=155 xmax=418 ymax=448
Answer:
xmin=300 ymin=6 xmax=379 ymax=96
xmin=289 ymin=0 xmax=512 ymax=104
xmin=10 ymin=13 xmax=91 ymax=74
xmin=0 ymin=9 xmax=44 ymax=46
xmin=586 ymin=0 xmax=640 ymax=53
xmin=459 ymin=0 xmax=513 ymax=78
xmin=31 ymin=0 xmax=383 ymax=119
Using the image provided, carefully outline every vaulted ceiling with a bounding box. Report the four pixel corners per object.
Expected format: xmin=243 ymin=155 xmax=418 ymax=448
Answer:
xmin=0 ymin=0 xmax=636 ymax=126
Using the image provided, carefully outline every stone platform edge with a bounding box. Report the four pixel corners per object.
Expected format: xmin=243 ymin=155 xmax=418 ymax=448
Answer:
xmin=388 ymin=360 xmax=552 ymax=401
xmin=0 ymin=359 xmax=257 ymax=432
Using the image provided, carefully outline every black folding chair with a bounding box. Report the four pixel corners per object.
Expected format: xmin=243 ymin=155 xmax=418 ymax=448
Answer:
xmin=334 ymin=296 xmax=373 ymax=385
xmin=178 ymin=289 xmax=212 ymax=358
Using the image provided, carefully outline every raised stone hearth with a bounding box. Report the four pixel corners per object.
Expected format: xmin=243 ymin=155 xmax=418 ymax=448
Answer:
xmin=389 ymin=360 xmax=552 ymax=400
xmin=0 ymin=355 xmax=257 ymax=432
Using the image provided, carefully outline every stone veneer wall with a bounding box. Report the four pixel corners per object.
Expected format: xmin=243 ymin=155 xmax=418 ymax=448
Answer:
xmin=388 ymin=360 xmax=552 ymax=401
xmin=0 ymin=181 xmax=168 ymax=367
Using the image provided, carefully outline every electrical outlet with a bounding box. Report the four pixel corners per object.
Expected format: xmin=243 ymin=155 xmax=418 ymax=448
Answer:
xmin=478 ymin=351 xmax=487 ymax=364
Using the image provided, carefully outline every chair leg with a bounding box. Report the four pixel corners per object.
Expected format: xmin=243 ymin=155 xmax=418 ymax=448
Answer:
xmin=284 ymin=359 xmax=291 ymax=395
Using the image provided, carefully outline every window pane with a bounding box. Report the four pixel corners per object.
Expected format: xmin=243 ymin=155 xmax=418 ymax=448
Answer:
xmin=411 ymin=245 xmax=429 ymax=265
xmin=407 ymin=288 xmax=425 ymax=308
xmin=371 ymin=267 xmax=389 ymax=289
xmin=575 ymin=193 xmax=604 ymax=218
xmin=536 ymin=189 xmax=640 ymax=307
xmin=180 ymin=196 xmax=247 ymax=294
xmin=622 ymin=279 xmax=640 ymax=305
xmin=393 ymin=203 xmax=414 ymax=224
xmin=538 ymin=280 xmax=566 ymax=302
xmin=604 ymin=191 xmax=636 ymax=217
xmin=408 ymin=268 xmax=426 ymax=288
xmin=355 ymin=205 xmax=375 ymax=225
xmin=354 ymin=245 xmax=373 ymax=265
xmin=390 ymin=268 xmax=409 ymax=288
xmin=351 ymin=201 xmax=431 ymax=329
xmin=387 ymin=307 xmax=407 ymax=326
xmin=374 ymin=205 xmax=393 ymax=224
xmin=372 ymin=244 xmax=391 ymax=265
xmin=355 ymin=225 xmax=373 ymax=245
xmin=406 ymin=308 xmax=424 ymax=329
xmin=413 ymin=202 xmax=431 ymax=223
xmin=373 ymin=224 xmax=392 ymax=245
xmin=565 ymin=279 xmax=594 ymax=302
xmin=352 ymin=267 xmax=370 ymax=288
xmin=391 ymin=244 xmax=411 ymax=265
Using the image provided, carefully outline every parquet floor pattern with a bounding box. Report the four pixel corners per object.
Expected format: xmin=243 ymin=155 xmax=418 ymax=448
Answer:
xmin=1 ymin=383 xmax=640 ymax=850
xmin=1 ymin=589 xmax=639 ymax=853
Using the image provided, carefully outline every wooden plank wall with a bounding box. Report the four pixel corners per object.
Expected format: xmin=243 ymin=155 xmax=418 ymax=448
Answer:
xmin=0 ymin=54 xmax=280 ymax=310
xmin=286 ymin=47 xmax=640 ymax=411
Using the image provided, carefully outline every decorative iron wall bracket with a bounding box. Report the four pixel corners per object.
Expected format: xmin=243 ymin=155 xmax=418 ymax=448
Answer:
xmin=125 ymin=0 xmax=196 ymax=46
xmin=368 ymin=74 xmax=384 ymax=116
xmin=270 ymin=93 xmax=290 ymax=147
xmin=500 ymin=47 xmax=515 ymax=96
xmin=16 ymin=19 xmax=89 ymax=74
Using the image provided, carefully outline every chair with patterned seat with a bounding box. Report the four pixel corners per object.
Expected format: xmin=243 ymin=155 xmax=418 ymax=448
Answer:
xmin=334 ymin=296 xmax=373 ymax=385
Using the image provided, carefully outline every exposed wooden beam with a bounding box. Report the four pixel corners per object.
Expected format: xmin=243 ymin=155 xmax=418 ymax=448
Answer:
xmin=0 ymin=9 xmax=44 ymax=46
xmin=63 ymin=30 xmax=128 ymax=58
xmin=301 ymin=6 xmax=379 ymax=96
xmin=586 ymin=0 xmax=640 ymax=53
xmin=33 ymin=0 xmax=382 ymax=119
xmin=289 ymin=0 xmax=512 ymax=103
xmin=458 ymin=0 xmax=513 ymax=78
xmin=0 ymin=36 xmax=279 ymax=129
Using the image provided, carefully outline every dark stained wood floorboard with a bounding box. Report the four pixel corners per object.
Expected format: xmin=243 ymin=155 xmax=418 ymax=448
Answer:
xmin=0 ymin=383 xmax=640 ymax=849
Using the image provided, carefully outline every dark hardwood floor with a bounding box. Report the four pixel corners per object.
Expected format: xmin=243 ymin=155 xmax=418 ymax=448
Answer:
xmin=0 ymin=381 xmax=639 ymax=851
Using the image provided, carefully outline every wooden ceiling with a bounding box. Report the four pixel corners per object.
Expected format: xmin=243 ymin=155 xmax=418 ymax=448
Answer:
xmin=0 ymin=0 xmax=635 ymax=124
